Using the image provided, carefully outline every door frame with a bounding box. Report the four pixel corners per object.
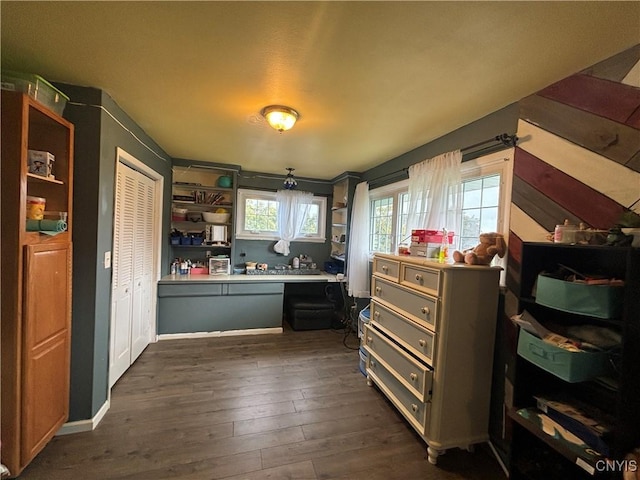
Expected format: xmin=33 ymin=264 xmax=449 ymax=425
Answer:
xmin=111 ymin=148 xmax=164 ymax=374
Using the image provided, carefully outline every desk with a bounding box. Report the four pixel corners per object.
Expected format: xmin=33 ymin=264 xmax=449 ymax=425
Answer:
xmin=157 ymin=272 xmax=343 ymax=337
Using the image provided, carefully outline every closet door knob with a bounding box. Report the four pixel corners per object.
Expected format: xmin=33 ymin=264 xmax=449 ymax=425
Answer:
xmin=415 ymin=274 xmax=423 ymax=281
xmin=410 ymin=373 xmax=418 ymax=381
xmin=421 ymin=306 xmax=430 ymax=315
xmin=418 ymin=339 xmax=426 ymax=347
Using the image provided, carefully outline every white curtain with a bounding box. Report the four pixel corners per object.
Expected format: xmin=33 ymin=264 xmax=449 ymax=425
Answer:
xmin=347 ymin=181 xmax=370 ymax=298
xmin=406 ymin=150 xmax=462 ymax=238
xmin=273 ymin=189 xmax=313 ymax=256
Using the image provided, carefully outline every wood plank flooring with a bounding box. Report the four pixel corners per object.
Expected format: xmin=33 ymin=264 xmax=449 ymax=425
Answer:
xmin=19 ymin=327 xmax=505 ymax=479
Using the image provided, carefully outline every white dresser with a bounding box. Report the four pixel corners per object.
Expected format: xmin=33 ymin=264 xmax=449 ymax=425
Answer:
xmin=364 ymin=253 xmax=501 ymax=464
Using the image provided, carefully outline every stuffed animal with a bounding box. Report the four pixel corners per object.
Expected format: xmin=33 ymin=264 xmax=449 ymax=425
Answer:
xmin=453 ymin=232 xmax=506 ymax=265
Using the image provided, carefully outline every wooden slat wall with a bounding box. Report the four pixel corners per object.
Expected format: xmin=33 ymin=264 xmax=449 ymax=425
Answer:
xmin=499 ymin=46 xmax=640 ymax=456
xmin=508 ymin=44 xmax=640 ymax=280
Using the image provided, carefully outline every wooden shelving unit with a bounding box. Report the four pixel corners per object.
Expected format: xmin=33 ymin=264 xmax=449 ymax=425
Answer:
xmin=1 ymin=91 xmax=74 ymax=477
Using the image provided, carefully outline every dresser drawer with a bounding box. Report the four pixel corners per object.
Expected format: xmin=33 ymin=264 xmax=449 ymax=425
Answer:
xmin=366 ymin=351 xmax=430 ymax=436
xmin=363 ymin=323 xmax=432 ymax=402
xmin=372 ymin=277 xmax=437 ymax=331
xmin=370 ymin=301 xmax=435 ymax=366
xmin=372 ymin=257 xmax=400 ymax=282
xmin=401 ymin=263 xmax=440 ymax=295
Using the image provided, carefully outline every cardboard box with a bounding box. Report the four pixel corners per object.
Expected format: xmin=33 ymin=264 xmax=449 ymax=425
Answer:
xmin=27 ymin=150 xmax=54 ymax=177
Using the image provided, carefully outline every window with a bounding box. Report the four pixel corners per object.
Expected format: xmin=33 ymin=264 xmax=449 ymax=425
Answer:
xmin=236 ymin=189 xmax=327 ymax=242
xmin=369 ymin=180 xmax=408 ymax=254
xmin=369 ymin=149 xmax=513 ymax=255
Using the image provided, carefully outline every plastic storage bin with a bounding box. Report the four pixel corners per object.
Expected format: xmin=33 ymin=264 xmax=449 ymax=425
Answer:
xmin=359 ymin=347 xmax=368 ymax=376
xmin=1 ymin=70 xmax=69 ymax=116
xmin=358 ymin=304 xmax=370 ymax=338
xmin=517 ymin=329 xmax=610 ymax=383
xmin=535 ymin=274 xmax=624 ymax=319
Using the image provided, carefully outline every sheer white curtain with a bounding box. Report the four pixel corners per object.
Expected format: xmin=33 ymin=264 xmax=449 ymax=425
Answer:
xmin=347 ymin=181 xmax=370 ymax=298
xmin=406 ymin=150 xmax=462 ymax=237
xmin=273 ymin=189 xmax=313 ymax=256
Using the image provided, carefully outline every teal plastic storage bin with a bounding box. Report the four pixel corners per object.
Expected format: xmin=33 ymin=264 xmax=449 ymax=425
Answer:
xmin=535 ymin=274 xmax=624 ymax=319
xmin=517 ymin=329 xmax=609 ymax=383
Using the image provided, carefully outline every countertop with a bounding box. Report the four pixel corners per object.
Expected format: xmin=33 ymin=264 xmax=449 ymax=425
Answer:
xmin=159 ymin=272 xmax=344 ymax=284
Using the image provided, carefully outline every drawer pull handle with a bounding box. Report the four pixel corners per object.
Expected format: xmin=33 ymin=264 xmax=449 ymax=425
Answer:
xmin=418 ymin=339 xmax=426 ymax=347
xmin=367 ymin=336 xmax=372 ymax=344
xmin=415 ymin=274 xmax=422 ymax=281
xmin=382 ymin=265 xmax=388 ymax=272
xmin=374 ymin=311 xmax=380 ymax=318
xmin=410 ymin=373 xmax=418 ymax=381
xmin=411 ymin=404 xmax=418 ymax=412
xmin=375 ymin=287 xmax=381 ymax=294
xmin=370 ymin=360 xmax=376 ymax=368
xmin=421 ymin=306 xmax=430 ymax=315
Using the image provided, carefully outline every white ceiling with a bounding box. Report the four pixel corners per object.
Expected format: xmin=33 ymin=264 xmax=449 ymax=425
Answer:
xmin=2 ymin=2 xmax=639 ymax=180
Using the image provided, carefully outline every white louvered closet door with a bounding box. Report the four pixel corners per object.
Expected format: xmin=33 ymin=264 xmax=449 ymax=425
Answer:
xmin=110 ymin=162 xmax=155 ymax=387
xmin=130 ymin=172 xmax=154 ymax=362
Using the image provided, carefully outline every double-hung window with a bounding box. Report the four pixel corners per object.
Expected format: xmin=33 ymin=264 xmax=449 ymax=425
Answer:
xmin=235 ymin=188 xmax=327 ymax=242
xmin=369 ymin=149 xmax=513 ymax=255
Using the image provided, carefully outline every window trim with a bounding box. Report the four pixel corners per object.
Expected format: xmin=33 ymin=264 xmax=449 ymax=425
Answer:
xmin=235 ymin=188 xmax=327 ymax=242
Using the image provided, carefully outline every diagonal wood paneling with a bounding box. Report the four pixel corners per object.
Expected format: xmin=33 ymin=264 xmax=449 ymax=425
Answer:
xmin=627 ymin=105 xmax=640 ymax=129
xmin=537 ymin=74 xmax=640 ymax=126
xmin=511 ymin=175 xmax=580 ymax=231
xmin=581 ymin=44 xmax=640 ymax=83
xmin=520 ymin=94 xmax=640 ymax=167
xmin=509 ymin=204 xmax=550 ymax=245
xmin=517 ymin=120 xmax=640 ymax=210
xmin=513 ymin=147 xmax=626 ymax=229
xmin=505 ymin=231 xmax=522 ymax=296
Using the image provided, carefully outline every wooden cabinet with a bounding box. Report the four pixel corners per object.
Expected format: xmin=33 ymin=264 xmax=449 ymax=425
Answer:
xmin=1 ymin=91 xmax=74 ymax=477
xmin=170 ymin=165 xmax=236 ymax=263
xmin=366 ymin=254 xmax=501 ymax=464
xmin=508 ymin=243 xmax=640 ymax=479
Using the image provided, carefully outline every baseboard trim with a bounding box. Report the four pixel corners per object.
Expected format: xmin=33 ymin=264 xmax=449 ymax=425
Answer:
xmin=157 ymin=327 xmax=283 ymax=341
xmin=56 ymin=398 xmax=110 ymax=436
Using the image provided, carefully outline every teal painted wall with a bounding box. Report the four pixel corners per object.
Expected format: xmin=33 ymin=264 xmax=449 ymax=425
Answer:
xmin=58 ymin=83 xmax=173 ymax=421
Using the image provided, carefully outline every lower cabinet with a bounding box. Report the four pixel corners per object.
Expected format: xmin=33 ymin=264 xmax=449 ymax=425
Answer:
xmin=365 ymin=254 xmax=501 ymax=464
xmin=157 ymin=282 xmax=284 ymax=334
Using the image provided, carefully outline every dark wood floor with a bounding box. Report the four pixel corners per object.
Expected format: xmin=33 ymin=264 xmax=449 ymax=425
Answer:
xmin=20 ymin=327 xmax=505 ymax=479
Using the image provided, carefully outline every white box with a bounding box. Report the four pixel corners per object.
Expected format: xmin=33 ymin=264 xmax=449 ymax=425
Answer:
xmin=27 ymin=150 xmax=54 ymax=177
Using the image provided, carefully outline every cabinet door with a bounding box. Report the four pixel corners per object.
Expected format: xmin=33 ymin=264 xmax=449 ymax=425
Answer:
xmin=22 ymin=242 xmax=71 ymax=466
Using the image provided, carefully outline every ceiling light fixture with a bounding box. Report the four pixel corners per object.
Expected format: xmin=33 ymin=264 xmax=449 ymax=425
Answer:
xmin=283 ymin=168 xmax=297 ymax=190
xmin=260 ymin=105 xmax=299 ymax=133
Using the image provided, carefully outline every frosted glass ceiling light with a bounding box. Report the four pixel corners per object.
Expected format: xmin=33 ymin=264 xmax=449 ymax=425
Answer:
xmin=261 ymin=105 xmax=299 ymax=132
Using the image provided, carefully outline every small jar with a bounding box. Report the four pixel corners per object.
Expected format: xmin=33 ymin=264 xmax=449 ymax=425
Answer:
xmin=554 ymin=220 xmax=577 ymax=244
xmin=292 ymin=257 xmax=300 ymax=269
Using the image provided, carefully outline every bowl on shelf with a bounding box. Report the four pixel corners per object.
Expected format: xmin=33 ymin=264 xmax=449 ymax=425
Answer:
xmin=217 ymin=175 xmax=232 ymax=188
xmin=202 ymin=211 xmax=230 ymax=223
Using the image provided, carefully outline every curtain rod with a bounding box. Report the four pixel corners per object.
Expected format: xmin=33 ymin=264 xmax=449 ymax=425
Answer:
xmin=367 ymin=133 xmax=518 ymax=185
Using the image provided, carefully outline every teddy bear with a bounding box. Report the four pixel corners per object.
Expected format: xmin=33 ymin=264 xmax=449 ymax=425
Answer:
xmin=453 ymin=232 xmax=506 ymax=265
